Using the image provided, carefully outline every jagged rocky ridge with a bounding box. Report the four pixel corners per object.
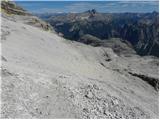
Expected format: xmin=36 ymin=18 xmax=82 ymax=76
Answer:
xmin=44 ymin=10 xmax=159 ymax=57
xmin=1 ymin=0 xmax=29 ymax=15
xmin=1 ymin=1 xmax=53 ymax=31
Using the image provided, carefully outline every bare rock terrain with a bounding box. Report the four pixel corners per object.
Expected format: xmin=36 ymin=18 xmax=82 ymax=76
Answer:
xmin=0 ymin=2 xmax=159 ymax=119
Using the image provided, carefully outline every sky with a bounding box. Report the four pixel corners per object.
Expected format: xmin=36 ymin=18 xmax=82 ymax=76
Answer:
xmin=15 ymin=1 xmax=159 ymax=13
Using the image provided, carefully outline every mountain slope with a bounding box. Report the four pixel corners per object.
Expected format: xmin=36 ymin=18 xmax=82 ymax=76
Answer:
xmin=1 ymin=0 xmax=53 ymax=31
xmin=1 ymin=2 xmax=159 ymax=119
xmin=1 ymin=0 xmax=30 ymax=15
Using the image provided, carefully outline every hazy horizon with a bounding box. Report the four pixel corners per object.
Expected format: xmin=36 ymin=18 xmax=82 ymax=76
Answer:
xmin=15 ymin=1 xmax=159 ymax=14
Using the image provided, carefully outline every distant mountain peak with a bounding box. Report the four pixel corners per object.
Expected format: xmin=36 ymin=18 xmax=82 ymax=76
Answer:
xmin=87 ymin=9 xmax=97 ymax=14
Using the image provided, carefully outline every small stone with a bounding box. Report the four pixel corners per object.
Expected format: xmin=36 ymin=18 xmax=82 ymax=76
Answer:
xmin=93 ymin=84 xmax=99 ymax=90
xmin=85 ymin=91 xmax=93 ymax=99
xmin=46 ymin=96 xmax=49 ymax=98
xmin=113 ymin=99 xmax=119 ymax=105
xmin=104 ymin=109 xmax=112 ymax=117
xmin=83 ymin=108 xmax=89 ymax=113
xmin=111 ymin=97 xmax=119 ymax=105
xmin=70 ymin=94 xmax=74 ymax=98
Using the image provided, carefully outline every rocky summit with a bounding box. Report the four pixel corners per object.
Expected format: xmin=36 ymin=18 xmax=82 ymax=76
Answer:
xmin=1 ymin=1 xmax=159 ymax=119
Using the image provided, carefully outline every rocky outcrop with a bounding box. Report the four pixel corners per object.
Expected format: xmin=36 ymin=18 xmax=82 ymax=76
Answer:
xmin=1 ymin=0 xmax=30 ymax=15
xmin=24 ymin=16 xmax=53 ymax=31
xmin=128 ymin=72 xmax=159 ymax=91
xmin=78 ymin=35 xmax=136 ymax=55
xmin=1 ymin=1 xmax=53 ymax=31
xmin=78 ymin=34 xmax=102 ymax=46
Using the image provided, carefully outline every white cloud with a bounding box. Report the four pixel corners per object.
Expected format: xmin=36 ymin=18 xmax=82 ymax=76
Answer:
xmin=65 ymin=2 xmax=100 ymax=12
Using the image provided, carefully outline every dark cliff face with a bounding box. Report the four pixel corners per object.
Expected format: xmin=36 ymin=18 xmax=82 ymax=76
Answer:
xmin=44 ymin=11 xmax=159 ymax=57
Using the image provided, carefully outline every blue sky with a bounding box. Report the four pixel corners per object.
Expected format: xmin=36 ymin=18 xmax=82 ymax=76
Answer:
xmin=15 ymin=1 xmax=159 ymax=13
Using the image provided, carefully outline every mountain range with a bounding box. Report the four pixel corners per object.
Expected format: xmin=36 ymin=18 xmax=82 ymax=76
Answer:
xmin=37 ymin=10 xmax=159 ymax=57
